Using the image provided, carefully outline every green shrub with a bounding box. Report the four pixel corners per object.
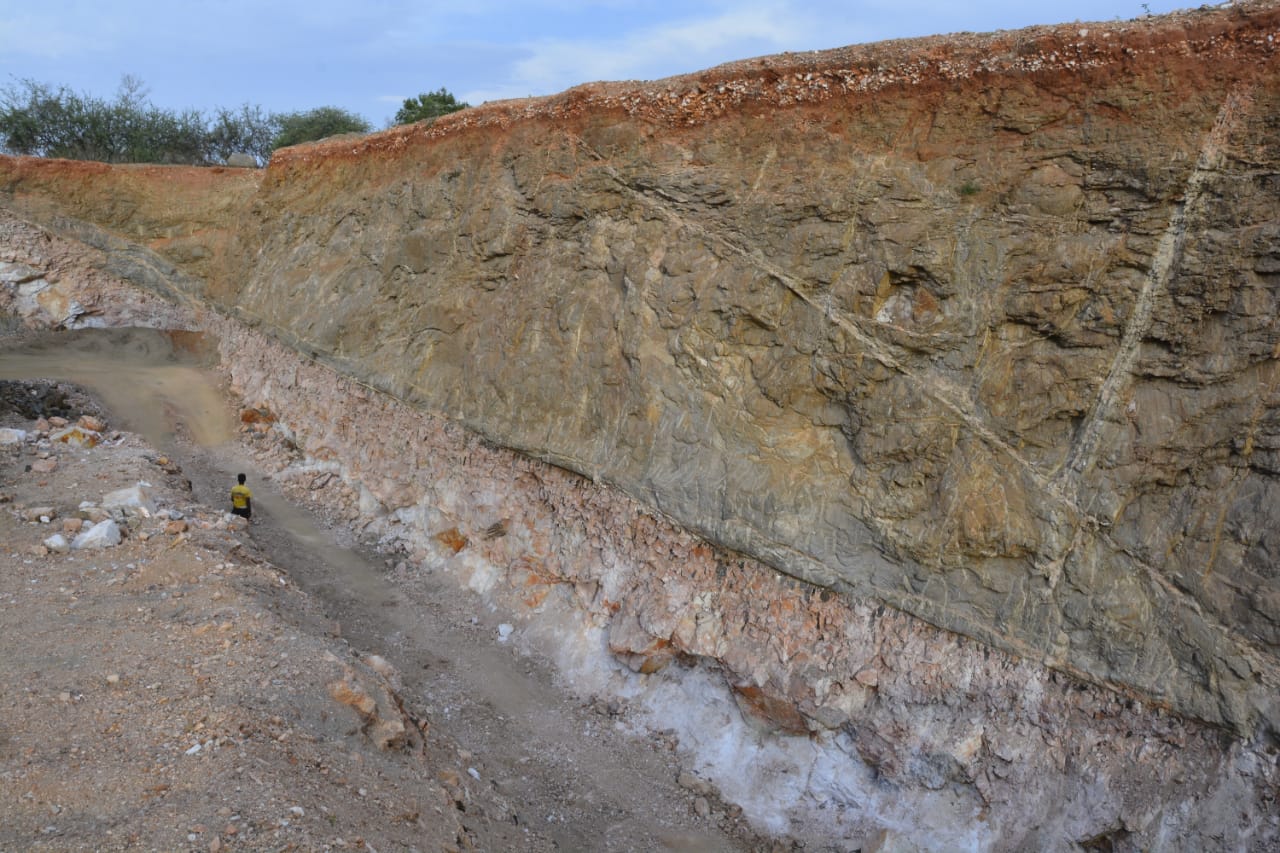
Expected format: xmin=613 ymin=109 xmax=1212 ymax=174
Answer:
xmin=0 ymin=76 xmax=375 ymax=165
xmin=270 ymin=106 xmax=371 ymax=150
xmin=393 ymin=88 xmax=469 ymax=125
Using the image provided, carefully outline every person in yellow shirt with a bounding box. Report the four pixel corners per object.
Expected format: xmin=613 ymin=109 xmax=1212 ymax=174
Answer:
xmin=230 ymin=473 xmax=253 ymax=520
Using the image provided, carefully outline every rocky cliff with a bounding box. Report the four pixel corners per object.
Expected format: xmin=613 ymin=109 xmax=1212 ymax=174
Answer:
xmin=2 ymin=3 xmax=1280 ymax=848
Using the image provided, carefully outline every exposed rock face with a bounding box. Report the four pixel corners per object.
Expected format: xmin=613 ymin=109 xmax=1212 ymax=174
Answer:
xmin=2 ymin=3 xmax=1280 ymax=848
xmin=204 ymin=313 xmax=1278 ymax=851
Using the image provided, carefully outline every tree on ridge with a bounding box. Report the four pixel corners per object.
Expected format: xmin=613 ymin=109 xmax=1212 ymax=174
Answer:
xmin=393 ymin=88 xmax=469 ymax=125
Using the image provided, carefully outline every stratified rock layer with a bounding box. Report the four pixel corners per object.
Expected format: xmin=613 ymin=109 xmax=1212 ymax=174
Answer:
xmin=2 ymin=2 xmax=1278 ymax=743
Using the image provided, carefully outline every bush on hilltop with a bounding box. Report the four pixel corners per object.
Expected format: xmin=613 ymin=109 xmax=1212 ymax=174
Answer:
xmin=393 ymin=88 xmax=469 ymax=125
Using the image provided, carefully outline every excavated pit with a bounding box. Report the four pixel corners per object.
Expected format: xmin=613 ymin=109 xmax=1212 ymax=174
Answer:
xmin=3 ymin=3 xmax=1280 ymax=849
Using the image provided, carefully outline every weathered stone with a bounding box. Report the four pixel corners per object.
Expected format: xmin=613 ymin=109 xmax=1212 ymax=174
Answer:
xmin=0 ymin=427 xmax=27 ymax=445
xmin=23 ymin=506 xmax=56 ymax=522
xmin=608 ymin=609 xmax=677 ymax=674
xmin=72 ymin=519 xmax=121 ymax=550
xmin=80 ymin=505 xmax=110 ymax=524
xmin=29 ymin=457 xmax=57 ymax=474
xmin=434 ymin=528 xmax=468 ymax=554
xmin=327 ymin=665 xmax=413 ymax=751
xmin=101 ymin=484 xmax=156 ymax=516
xmin=49 ymin=426 xmax=99 ymax=448
xmin=677 ymin=771 xmax=713 ymax=796
xmin=731 ymin=684 xmax=810 ymax=735
xmin=42 ymin=533 xmax=69 ymax=553
xmin=76 ymin=414 xmax=105 ymax=432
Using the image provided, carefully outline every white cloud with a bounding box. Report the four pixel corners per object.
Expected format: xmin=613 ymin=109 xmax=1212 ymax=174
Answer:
xmin=465 ymin=2 xmax=827 ymax=103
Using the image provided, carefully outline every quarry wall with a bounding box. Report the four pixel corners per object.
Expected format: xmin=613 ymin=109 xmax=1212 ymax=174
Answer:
xmin=2 ymin=3 xmax=1280 ymax=847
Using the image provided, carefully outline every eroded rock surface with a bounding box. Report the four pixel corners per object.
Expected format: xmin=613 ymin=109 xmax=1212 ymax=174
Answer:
xmin=2 ymin=3 xmax=1280 ymax=849
xmin=230 ymin=6 xmax=1280 ymax=734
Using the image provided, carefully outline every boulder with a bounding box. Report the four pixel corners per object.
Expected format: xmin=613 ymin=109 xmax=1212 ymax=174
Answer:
xmin=102 ymin=484 xmax=157 ymax=516
xmin=72 ymin=519 xmax=122 ymax=550
xmin=43 ymin=533 xmax=70 ymax=554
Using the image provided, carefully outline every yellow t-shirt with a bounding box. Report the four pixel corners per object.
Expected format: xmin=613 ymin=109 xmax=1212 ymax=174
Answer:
xmin=230 ymin=483 xmax=252 ymax=509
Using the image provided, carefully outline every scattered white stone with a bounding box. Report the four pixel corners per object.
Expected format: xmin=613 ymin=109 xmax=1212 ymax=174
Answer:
xmin=185 ymin=743 xmax=202 ymax=756
xmin=0 ymin=428 xmax=27 ymax=445
xmin=288 ymin=806 xmax=304 ymax=817
xmin=497 ymin=623 xmax=514 ymax=642
xmin=72 ymin=519 xmax=122 ymax=550
xmin=467 ymin=767 xmax=481 ymax=780
xmin=43 ymin=534 xmax=70 ymax=554
xmin=102 ymin=484 xmax=156 ymax=516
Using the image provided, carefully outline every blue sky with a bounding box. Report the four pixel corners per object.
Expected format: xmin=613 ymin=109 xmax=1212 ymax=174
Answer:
xmin=1 ymin=1 xmax=1193 ymax=126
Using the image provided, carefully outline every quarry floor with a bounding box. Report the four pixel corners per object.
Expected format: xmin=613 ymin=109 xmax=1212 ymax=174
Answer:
xmin=0 ymin=353 xmax=775 ymax=850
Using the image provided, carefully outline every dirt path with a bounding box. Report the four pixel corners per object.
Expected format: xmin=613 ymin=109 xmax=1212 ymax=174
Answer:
xmin=0 ymin=329 xmax=769 ymax=851
xmin=180 ymin=443 xmax=756 ymax=852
